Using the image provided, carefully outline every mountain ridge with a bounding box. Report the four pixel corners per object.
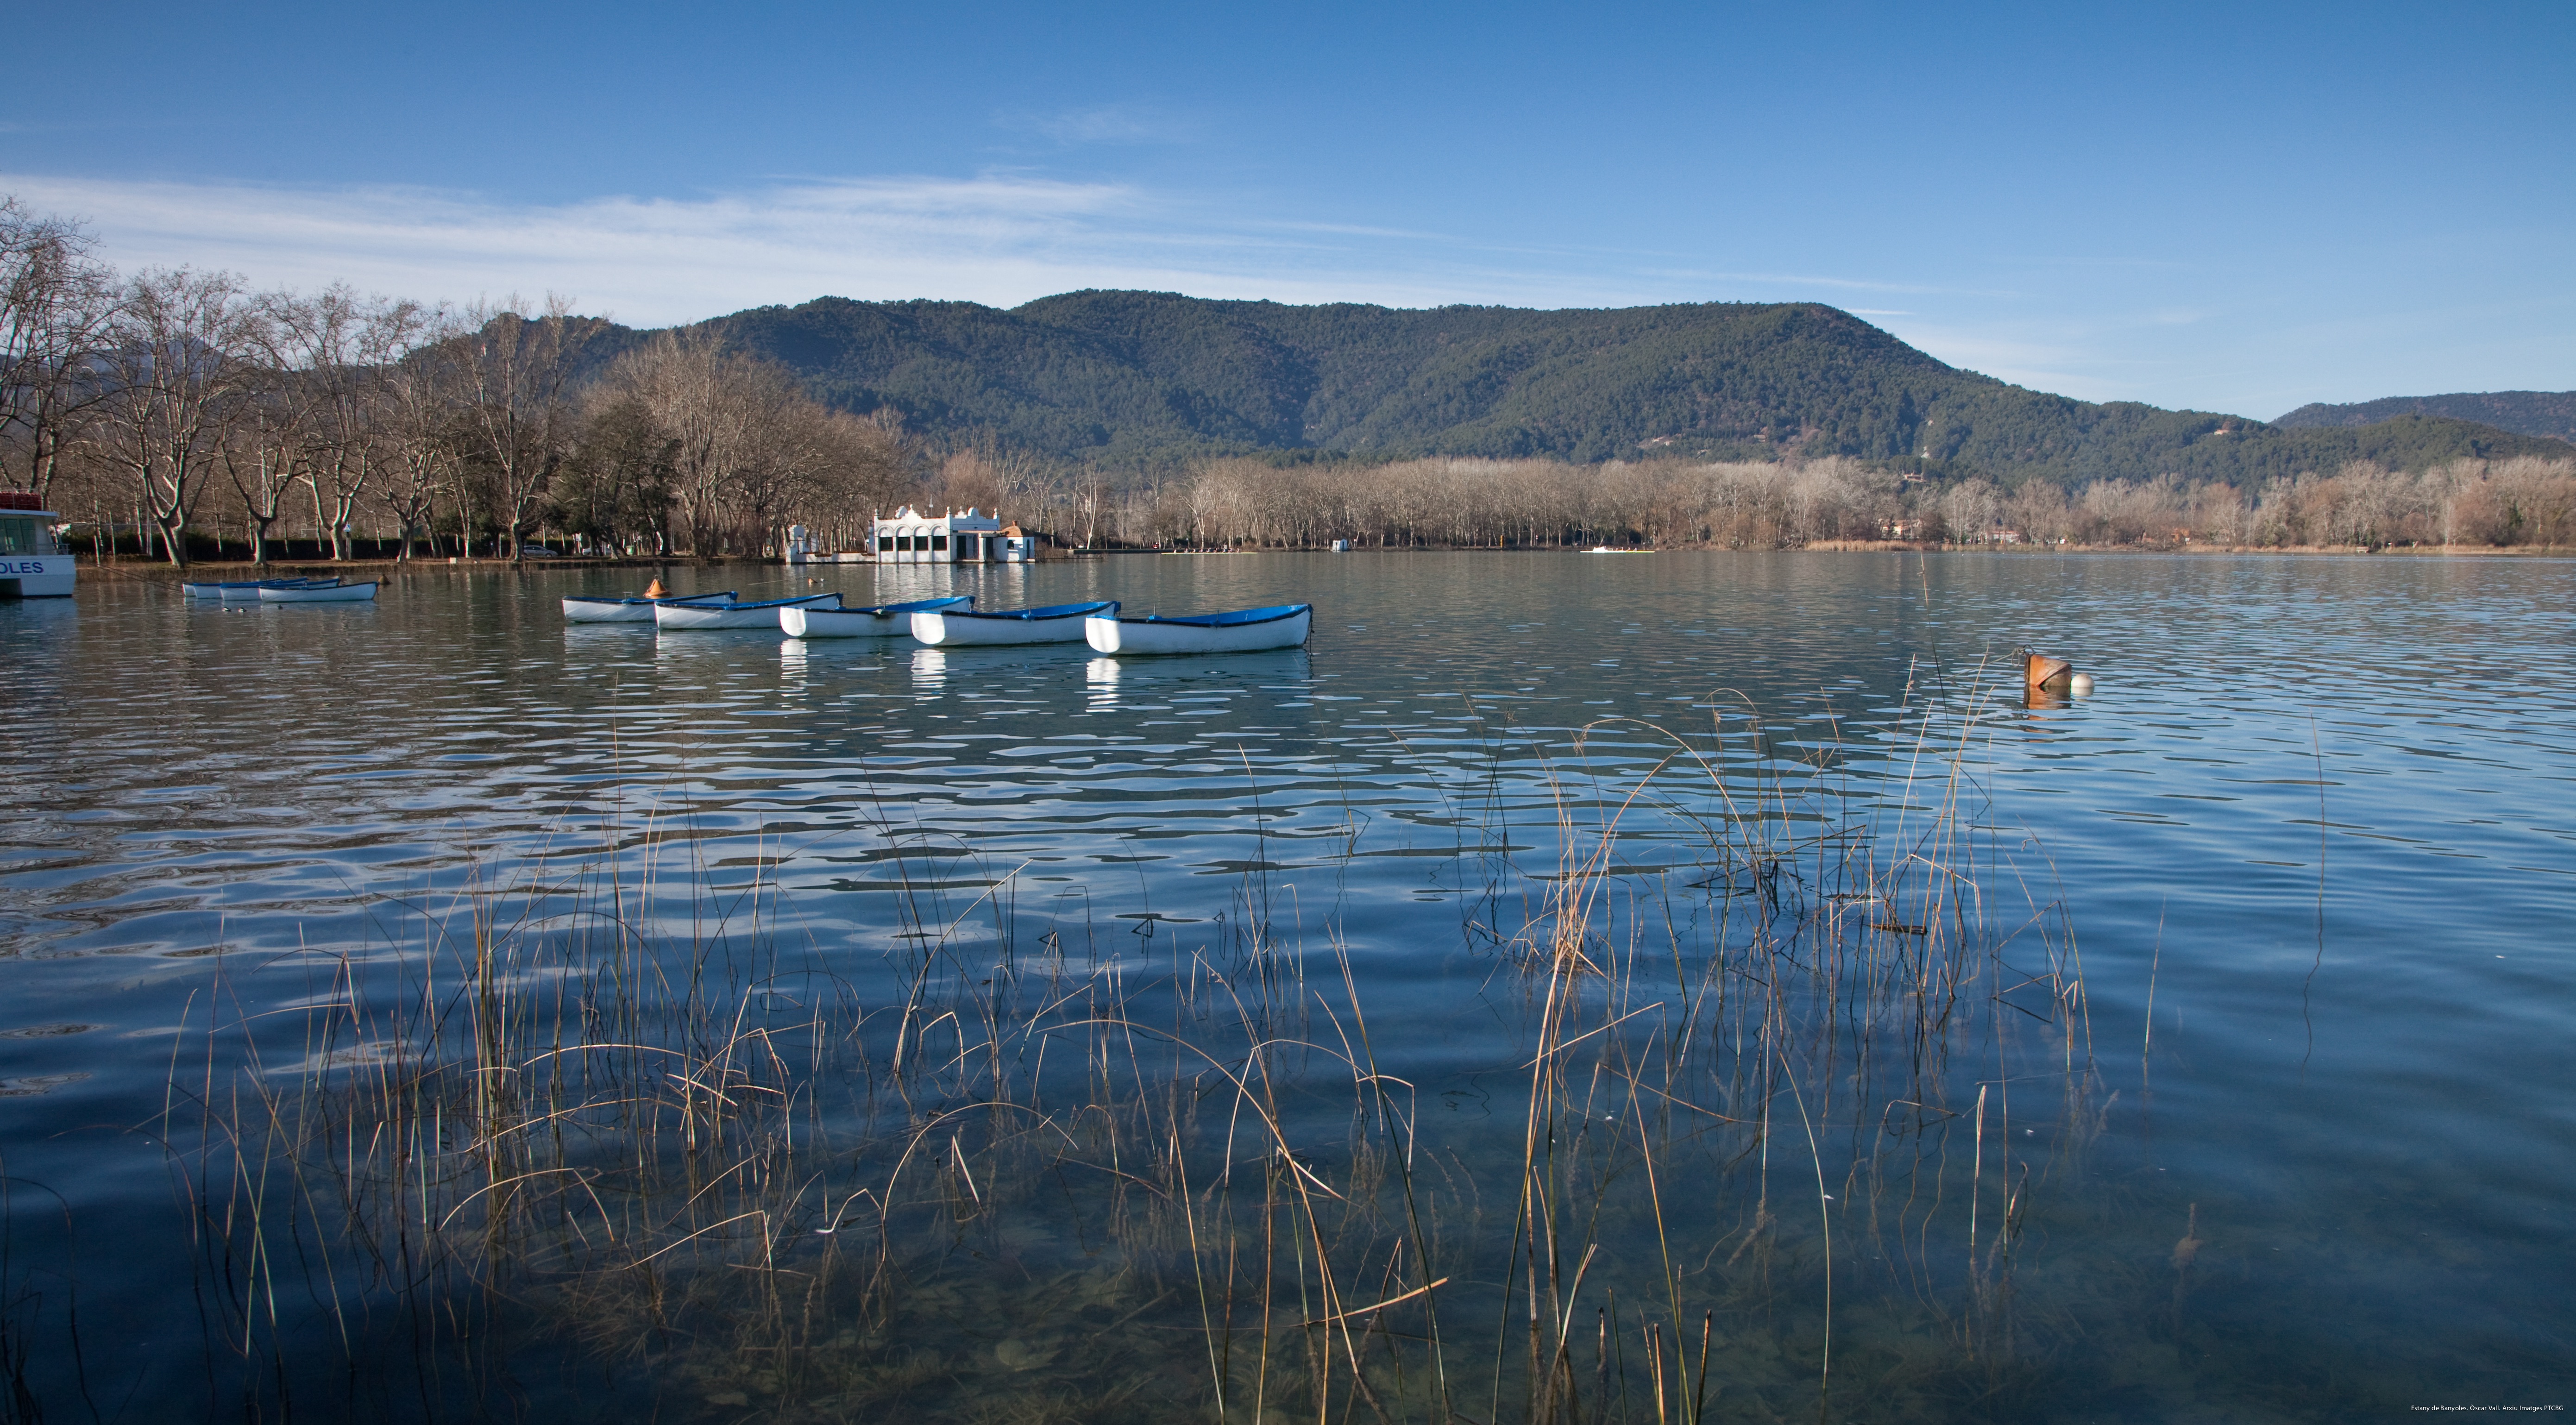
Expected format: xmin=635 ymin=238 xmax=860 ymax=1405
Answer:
xmin=606 ymin=291 xmax=2566 ymax=484
xmin=2274 ymin=390 xmax=2576 ymax=444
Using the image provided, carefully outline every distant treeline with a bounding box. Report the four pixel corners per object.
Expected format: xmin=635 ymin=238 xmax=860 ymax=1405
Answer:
xmin=6 ymin=194 xmax=2569 ymax=564
xmin=988 ymin=452 xmax=2576 ymax=551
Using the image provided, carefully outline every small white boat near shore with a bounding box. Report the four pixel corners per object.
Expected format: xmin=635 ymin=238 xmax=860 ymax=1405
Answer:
xmin=203 ymin=578 xmax=342 ymax=601
xmin=1085 ymin=603 xmax=1312 ymax=656
xmin=563 ymin=590 xmax=737 ymax=623
xmin=782 ymin=595 xmax=972 ymax=639
xmin=655 ymin=590 xmax=844 ymax=630
xmin=187 ymin=578 xmax=309 ymax=598
xmin=912 ymin=600 xmax=1117 ymax=647
xmin=258 ymin=580 xmax=377 ymax=603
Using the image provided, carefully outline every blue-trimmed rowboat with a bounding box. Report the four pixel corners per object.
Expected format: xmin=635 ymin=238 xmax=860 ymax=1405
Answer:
xmin=654 ymin=590 xmax=844 ymax=630
xmin=258 ymin=580 xmax=378 ymax=603
xmin=1084 ymin=603 xmax=1312 ymax=655
xmin=188 ymin=578 xmax=343 ymax=601
xmin=562 ymin=590 xmax=737 ymax=623
xmin=911 ymin=600 xmax=1118 ymax=646
xmin=781 ymin=595 xmax=972 ymax=638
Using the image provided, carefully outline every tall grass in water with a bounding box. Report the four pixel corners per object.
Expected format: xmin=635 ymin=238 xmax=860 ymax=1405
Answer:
xmin=148 ymin=668 xmax=2096 ymax=1422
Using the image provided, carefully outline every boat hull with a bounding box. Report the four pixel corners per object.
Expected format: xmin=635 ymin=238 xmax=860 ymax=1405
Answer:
xmin=912 ymin=601 xmax=1117 ymax=646
xmin=563 ymin=592 xmax=735 ymax=623
xmin=783 ymin=596 xmax=972 ymax=638
xmin=0 ymin=555 xmax=74 ymax=597
xmin=220 ymin=579 xmax=340 ymax=601
xmin=1085 ymin=605 xmax=1312 ymax=655
xmin=654 ymin=592 xmax=844 ymax=630
xmin=258 ymin=581 xmax=378 ymax=603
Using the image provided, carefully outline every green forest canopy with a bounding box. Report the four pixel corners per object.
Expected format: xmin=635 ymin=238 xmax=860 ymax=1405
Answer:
xmin=2275 ymin=389 xmax=2576 ymax=444
xmin=592 ymin=291 xmax=2567 ymax=486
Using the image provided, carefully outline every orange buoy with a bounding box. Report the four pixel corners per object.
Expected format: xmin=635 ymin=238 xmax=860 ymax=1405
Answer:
xmin=645 ymin=578 xmax=667 ymax=599
xmin=2024 ymin=652 xmax=2073 ymax=690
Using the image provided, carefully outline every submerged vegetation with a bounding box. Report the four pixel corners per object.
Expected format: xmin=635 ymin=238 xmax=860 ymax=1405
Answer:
xmin=58 ymin=667 xmax=2155 ymax=1423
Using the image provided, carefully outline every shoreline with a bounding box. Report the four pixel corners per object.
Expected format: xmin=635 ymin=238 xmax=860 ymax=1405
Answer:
xmin=63 ymin=540 xmax=2573 ymax=582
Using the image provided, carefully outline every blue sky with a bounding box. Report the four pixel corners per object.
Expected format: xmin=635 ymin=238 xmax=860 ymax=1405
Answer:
xmin=6 ymin=0 xmax=2569 ymax=419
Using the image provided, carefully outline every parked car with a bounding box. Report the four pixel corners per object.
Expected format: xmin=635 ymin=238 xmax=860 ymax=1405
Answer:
xmin=520 ymin=545 xmax=560 ymax=558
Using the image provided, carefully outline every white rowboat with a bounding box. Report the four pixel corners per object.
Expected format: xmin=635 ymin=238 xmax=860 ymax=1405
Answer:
xmin=211 ymin=578 xmax=342 ymax=601
xmin=911 ymin=600 xmax=1118 ymax=647
xmin=1084 ymin=603 xmax=1312 ymax=656
xmin=187 ymin=578 xmax=327 ymax=598
xmin=258 ymin=580 xmax=378 ymax=603
xmin=782 ymin=595 xmax=972 ymax=638
xmin=654 ymin=590 xmax=845 ymax=630
xmin=563 ymin=591 xmax=736 ymax=623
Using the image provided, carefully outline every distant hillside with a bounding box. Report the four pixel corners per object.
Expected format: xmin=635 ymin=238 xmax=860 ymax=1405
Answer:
xmin=620 ymin=291 xmax=2565 ymax=483
xmin=2274 ymin=390 xmax=2576 ymax=444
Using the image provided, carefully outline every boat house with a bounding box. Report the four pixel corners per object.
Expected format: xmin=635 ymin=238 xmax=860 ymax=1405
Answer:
xmin=871 ymin=507 xmax=1008 ymax=564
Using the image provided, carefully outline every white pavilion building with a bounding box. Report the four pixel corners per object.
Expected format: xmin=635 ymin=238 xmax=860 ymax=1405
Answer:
xmin=868 ymin=507 xmax=1035 ymax=564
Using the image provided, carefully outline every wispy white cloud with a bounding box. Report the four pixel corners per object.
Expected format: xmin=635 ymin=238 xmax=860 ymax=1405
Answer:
xmin=0 ymin=170 xmax=1654 ymax=325
xmin=5 ymin=169 xmax=2184 ymax=406
xmin=994 ymin=104 xmax=1199 ymax=147
xmin=1877 ymin=322 xmax=2107 ymax=396
xmin=1629 ymin=264 xmax=2015 ymax=299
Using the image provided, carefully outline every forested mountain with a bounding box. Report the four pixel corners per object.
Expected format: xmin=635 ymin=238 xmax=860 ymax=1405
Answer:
xmin=15 ymin=186 xmax=2565 ymax=565
xmin=645 ymin=291 xmax=2568 ymax=483
xmin=2275 ymin=390 xmax=2576 ymax=444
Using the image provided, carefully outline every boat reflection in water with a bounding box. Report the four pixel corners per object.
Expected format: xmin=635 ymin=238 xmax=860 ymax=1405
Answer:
xmin=910 ymin=646 xmax=948 ymax=692
xmin=1084 ymin=656 xmax=1122 ymax=712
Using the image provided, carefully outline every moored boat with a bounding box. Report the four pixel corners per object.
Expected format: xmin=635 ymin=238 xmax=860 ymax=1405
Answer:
xmin=0 ymin=497 xmax=73 ymax=598
xmin=216 ymin=578 xmax=342 ymax=601
xmin=258 ymin=580 xmax=379 ymax=603
xmin=187 ymin=578 xmax=303 ymax=598
xmin=911 ymin=600 xmax=1118 ymax=647
xmin=562 ymin=591 xmax=737 ymax=623
xmin=781 ymin=595 xmax=972 ymax=639
xmin=654 ymin=590 xmax=845 ymax=630
xmin=1084 ymin=603 xmax=1312 ymax=656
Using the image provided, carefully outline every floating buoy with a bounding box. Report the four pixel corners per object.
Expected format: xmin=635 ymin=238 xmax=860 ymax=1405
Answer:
xmin=2023 ymin=652 xmax=2073 ymax=691
xmin=645 ymin=578 xmax=668 ymax=599
xmin=2068 ymin=672 xmax=2094 ymax=696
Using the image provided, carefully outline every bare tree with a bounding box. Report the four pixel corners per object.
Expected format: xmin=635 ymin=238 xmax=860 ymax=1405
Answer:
xmin=454 ymin=295 xmax=592 ymax=561
xmin=263 ymin=285 xmax=433 ymax=560
xmin=216 ymin=379 xmax=305 ymax=566
xmin=0 ymin=196 xmax=120 ymax=504
xmin=557 ymin=391 xmax=676 ymax=554
xmin=86 ymin=269 xmax=265 ymax=567
xmin=1939 ymin=478 xmax=2001 ymax=541
xmin=580 ymin=334 xmax=915 ymax=556
xmin=772 ymin=404 xmax=909 ymax=550
xmin=371 ymin=309 xmax=469 ymax=560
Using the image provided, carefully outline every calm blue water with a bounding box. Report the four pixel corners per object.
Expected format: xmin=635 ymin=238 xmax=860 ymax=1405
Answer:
xmin=2 ymin=552 xmax=2570 ymax=1420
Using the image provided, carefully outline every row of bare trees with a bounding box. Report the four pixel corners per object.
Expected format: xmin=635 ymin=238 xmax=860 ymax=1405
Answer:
xmin=986 ymin=452 xmax=2574 ymax=552
xmin=1948 ymin=457 xmax=2574 ymax=549
xmin=2 ymin=198 xmax=906 ymax=566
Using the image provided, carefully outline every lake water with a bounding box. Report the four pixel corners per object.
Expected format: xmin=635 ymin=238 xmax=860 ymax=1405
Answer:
xmin=1 ymin=552 xmax=2569 ymax=1422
